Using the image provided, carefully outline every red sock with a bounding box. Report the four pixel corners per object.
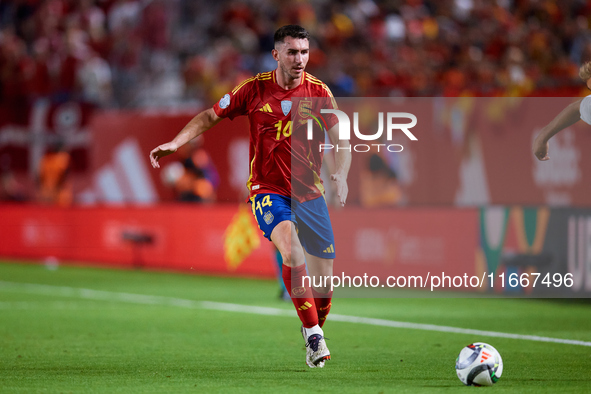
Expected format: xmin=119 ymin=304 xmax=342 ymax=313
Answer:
xmin=282 ymin=264 xmax=318 ymax=328
xmin=312 ymin=288 xmax=333 ymax=328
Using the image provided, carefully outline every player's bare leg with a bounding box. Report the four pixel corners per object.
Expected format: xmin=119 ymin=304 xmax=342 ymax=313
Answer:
xmin=305 ymin=252 xmax=333 ymax=291
xmin=271 ymin=221 xmax=330 ymax=367
xmin=271 ymin=220 xmax=305 ymax=268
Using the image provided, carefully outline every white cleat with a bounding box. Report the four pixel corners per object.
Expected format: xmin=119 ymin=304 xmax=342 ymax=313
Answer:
xmin=301 ymin=326 xmax=330 ymax=368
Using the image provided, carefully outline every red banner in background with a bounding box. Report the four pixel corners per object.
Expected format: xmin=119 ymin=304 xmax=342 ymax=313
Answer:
xmin=0 ymin=100 xmax=93 ymax=197
xmin=81 ymin=98 xmax=591 ymax=207
xmin=81 ymin=110 xmax=251 ymax=204
xmin=340 ymin=97 xmax=591 ymax=207
xmin=3 ymin=98 xmax=591 ymax=207
xmin=0 ymin=204 xmax=479 ymax=288
xmin=0 ymin=100 xmax=93 ymax=172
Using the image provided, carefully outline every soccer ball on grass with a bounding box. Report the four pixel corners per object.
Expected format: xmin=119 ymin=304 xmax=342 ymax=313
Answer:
xmin=455 ymin=342 xmax=503 ymax=386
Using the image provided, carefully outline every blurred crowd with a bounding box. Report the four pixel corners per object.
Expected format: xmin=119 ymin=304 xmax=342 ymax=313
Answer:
xmin=2 ymin=0 xmax=591 ymax=112
xmin=159 ymin=136 xmax=220 ymax=203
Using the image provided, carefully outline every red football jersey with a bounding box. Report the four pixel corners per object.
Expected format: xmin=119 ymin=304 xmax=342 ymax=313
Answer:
xmin=213 ymin=70 xmax=337 ymax=202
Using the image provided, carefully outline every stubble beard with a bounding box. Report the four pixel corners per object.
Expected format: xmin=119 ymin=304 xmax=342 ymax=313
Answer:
xmin=280 ymin=62 xmax=302 ymax=82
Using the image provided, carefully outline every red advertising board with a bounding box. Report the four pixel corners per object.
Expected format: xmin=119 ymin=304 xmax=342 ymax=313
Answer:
xmin=0 ymin=205 xmax=479 ymax=288
xmin=0 ymin=204 xmax=276 ymax=278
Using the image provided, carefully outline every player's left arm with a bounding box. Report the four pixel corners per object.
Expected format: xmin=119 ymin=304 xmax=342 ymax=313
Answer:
xmin=532 ymin=99 xmax=582 ymax=161
xmin=327 ymin=124 xmax=351 ymax=207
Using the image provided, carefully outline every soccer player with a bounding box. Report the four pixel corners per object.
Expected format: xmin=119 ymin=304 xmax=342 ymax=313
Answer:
xmin=149 ymin=25 xmax=351 ymax=368
xmin=533 ymin=61 xmax=591 ymax=160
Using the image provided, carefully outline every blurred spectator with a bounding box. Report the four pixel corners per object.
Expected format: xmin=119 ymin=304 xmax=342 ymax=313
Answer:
xmin=0 ymin=170 xmax=27 ymax=202
xmin=139 ymin=0 xmax=170 ymax=78
xmin=37 ymin=141 xmax=72 ymax=206
xmin=107 ymin=0 xmax=140 ymax=32
xmin=0 ymin=155 xmax=27 ymax=202
xmin=108 ymin=12 xmax=141 ymax=107
xmin=0 ymin=27 xmax=31 ymax=123
xmin=77 ymin=48 xmax=113 ymax=106
xmin=360 ymin=153 xmax=402 ymax=208
xmin=1 ymin=0 xmax=591 ymax=108
xmin=28 ymin=38 xmax=53 ymax=99
xmin=160 ymin=136 xmax=219 ymax=203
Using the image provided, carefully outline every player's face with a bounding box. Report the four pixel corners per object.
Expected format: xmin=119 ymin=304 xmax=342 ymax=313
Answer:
xmin=587 ymin=78 xmax=591 ymax=91
xmin=273 ymin=37 xmax=309 ymax=81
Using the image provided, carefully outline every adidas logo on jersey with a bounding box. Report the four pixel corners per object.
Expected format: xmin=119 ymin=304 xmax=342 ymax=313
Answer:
xmin=259 ymin=103 xmax=272 ymax=113
xmin=323 ymin=244 xmax=334 ymax=254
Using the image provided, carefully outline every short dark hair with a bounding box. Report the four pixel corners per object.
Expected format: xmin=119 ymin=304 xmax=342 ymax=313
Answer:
xmin=274 ymin=25 xmax=310 ymax=45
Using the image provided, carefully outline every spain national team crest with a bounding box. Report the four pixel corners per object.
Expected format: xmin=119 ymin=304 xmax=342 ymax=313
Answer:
xmin=263 ymin=211 xmax=274 ymax=225
xmin=298 ymin=99 xmax=312 ymax=118
xmin=281 ymin=100 xmax=292 ymax=116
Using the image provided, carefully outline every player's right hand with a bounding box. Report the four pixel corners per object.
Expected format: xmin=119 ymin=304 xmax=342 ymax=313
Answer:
xmin=149 ymin=142 xmax=178 ymax=168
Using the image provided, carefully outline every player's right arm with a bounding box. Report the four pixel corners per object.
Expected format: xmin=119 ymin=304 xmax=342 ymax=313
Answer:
xmin=532 ymin=99 xmax=583 ymax=161
xmin=150 ymin=77 xmax=252 ymax=168
xmin=149 ymin=108 xmax=222 ymax=168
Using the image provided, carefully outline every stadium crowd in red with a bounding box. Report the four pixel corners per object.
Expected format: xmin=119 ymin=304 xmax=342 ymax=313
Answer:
xmin=1 ymin=0 xmax=591 ymax=114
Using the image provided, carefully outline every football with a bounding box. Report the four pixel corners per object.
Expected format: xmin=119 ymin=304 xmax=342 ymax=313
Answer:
xmin=455 ymin=342 xmax=503 ymax=386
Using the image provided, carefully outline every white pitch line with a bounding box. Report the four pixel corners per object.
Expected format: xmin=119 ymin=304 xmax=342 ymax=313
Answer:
xmin=1 ymin=281 xmax=590 ymax=347
xmin=326 ymin=315 xmax=591 ymax=347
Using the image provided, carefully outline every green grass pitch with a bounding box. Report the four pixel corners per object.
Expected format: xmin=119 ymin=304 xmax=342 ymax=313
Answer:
xmin=1 ymin=260 xmax=590 ymax=393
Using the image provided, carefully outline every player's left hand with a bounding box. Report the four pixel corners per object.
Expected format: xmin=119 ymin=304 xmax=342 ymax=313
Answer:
xmin=532 ymin=135 xmax=550 ymax=161
xmin=331 ymin=173 xmax=348 ymax=207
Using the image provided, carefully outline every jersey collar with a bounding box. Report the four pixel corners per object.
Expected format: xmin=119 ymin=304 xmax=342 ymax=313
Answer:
xmin=273 ymin=69 xmax=306 ymax=90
